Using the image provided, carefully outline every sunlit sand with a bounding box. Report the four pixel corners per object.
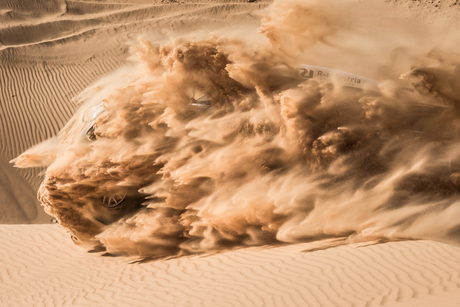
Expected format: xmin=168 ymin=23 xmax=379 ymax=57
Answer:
xmin=2 ymin=0 xmax=460 ymax=306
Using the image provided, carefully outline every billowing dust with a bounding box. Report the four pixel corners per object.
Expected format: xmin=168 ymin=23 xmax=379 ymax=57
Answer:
xmin=13 ymin=0 xmax=460 ymax=258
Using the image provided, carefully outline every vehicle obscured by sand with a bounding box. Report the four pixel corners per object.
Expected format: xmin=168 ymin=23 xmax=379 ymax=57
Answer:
xmin=0 ymin=0 xmax=271 ymax=223
xmin=2 ymin=0 xmax=460 ymax=306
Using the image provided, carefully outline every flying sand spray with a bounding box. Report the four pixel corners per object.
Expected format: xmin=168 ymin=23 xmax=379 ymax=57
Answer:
xmin=12 ymin=0 xmax=460 ymax=258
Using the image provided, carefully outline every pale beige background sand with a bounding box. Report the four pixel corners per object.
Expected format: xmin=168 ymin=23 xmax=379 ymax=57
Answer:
xmin=2 ymin=225 xmax=460 ymax=306
xmin=2 ymin=0 xmax=460 ymax=306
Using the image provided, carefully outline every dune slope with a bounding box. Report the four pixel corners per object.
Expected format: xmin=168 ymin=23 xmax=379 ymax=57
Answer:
xmin=2 ymin=224 xmax=460 ymax=307
xmin=0 ymin=0 xmax=270 ymax=223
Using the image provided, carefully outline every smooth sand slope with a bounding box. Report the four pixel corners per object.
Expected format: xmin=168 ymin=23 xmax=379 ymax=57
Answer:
xmin=2 ymin=224 xmax=460 ymax=307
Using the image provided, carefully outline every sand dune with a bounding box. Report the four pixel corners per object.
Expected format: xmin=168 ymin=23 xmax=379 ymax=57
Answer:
xmin=0 ymin=1 xmax=268 ymax=49
xmin=0 ymin=0 xmax=268 ymax=223
xmin=0 ymin=54 xmax=123 ymax=223
xmin=0 ymin=155 xmax=41 ymax=223
xmin=2 ymin=224 xmax=460 ymax=306
xmin=3 ymin=1 xmax=460 ymax=306
xmin=2 ymin=0 xmax=456 ymax=224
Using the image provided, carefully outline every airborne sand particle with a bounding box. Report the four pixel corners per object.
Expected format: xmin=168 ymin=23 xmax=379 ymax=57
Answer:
xmin=12 ymin=0 xmax=460 ymax=258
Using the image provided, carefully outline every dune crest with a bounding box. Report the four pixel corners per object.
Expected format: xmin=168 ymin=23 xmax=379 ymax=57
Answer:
xmin=0 ymin=0 xmax=268 ymax=224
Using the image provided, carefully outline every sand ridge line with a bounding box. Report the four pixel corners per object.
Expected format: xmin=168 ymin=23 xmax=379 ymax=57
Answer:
xmin=0 ymin=2 xmax=267 ymax=48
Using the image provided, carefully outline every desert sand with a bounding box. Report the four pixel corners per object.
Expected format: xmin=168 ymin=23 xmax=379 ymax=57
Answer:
xmin=2 ymin=0 xmax=460 ymax=306
xmin=0 ymin=0 xmax=272 ymax=223
xmin=3 ymin=224 xmax=460 ymax=306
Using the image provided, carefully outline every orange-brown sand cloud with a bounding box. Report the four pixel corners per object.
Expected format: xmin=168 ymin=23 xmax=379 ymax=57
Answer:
xmin=12 ymin=0 xmax=460 ymax=258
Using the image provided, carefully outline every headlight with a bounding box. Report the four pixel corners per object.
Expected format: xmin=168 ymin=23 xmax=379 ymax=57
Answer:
xmin=81 ymin=105 xmax=105 ymax=141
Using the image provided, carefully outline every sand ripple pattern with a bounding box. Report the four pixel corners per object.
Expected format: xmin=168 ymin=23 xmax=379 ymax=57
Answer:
xmin=0 ymin=59 xmax=122 ymax=156
xmin=0 ymin=0 xmax=269 ymax=224
xmin=0 ymin=1 xmax=269 ymax=49
xmin=2 ymin=225 xmax=460 ymax=307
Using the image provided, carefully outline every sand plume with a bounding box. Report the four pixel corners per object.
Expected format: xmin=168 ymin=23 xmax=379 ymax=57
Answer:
xmin=12 ymin=0 xmax=460 ymax=258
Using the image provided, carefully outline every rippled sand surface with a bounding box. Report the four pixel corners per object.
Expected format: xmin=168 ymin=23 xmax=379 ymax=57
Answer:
xmin=3 ymin=0 xmax=460 ymax=305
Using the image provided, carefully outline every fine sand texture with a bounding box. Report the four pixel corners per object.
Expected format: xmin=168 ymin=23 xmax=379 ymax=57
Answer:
xmin=1 ymin=0 xmax=459 ymax=223
xmin=2 ymin=224 xmax=460 ymax=307
xmin=3 ymin=1 xmax=460 ymax=306
xmin=0 ymin=0 xmax=271 ymax=223
xmin=2 ymin=0 xmax=460 ymax=224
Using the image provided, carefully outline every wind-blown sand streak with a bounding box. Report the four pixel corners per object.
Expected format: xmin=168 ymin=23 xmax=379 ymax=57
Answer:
xmin=11 ymin=0 xmax=460 ymax=257
xmin=3 ymin=1 xmax=460 ymax=305
xmin=0 ymin=0 xmax=268 ymax=224
xmin=1 ymin=224 xmax=460 ymax=307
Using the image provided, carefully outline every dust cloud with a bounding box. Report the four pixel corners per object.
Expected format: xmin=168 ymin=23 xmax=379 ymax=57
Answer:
xmin=12 ymin=0 xmax=460 ymax=258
